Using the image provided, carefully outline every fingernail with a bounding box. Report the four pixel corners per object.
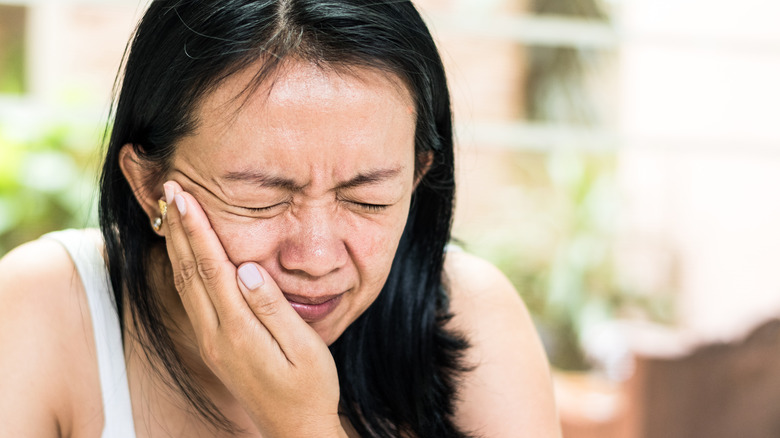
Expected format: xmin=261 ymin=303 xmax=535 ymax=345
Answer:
xmin=163 ymin=182 xmax=174 ymax=204
xmin=238 ymin=264 xmax=264 ymax=290
xmin=174 ymin=193 xmax=186 ymax=216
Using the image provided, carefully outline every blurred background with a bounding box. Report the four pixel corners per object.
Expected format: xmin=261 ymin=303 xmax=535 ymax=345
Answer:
xmin=2 ymin=0 xmax=780 ymax=436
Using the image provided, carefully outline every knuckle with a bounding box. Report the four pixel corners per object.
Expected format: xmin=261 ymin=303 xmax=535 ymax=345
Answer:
xmin=166 ymin=213 xmax=181 ymax=231
xmin=181 ymin=220 xmax=199 ymax=238
xmin=251 ymin=295 xmax=282 ymax=317
xmin=173 ymin=258 xmax=198 ymax=291
xmin=198 ymin=336 xmax=220 ymax=367
xmin=196 ymin=258 xmax=222 ymax=284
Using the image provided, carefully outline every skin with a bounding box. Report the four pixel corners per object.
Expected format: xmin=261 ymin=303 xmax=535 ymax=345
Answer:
xmin=155 ymin=61 xmax=417 ymax=347
xmin=0 ymin=60 xmax=561 ymax=437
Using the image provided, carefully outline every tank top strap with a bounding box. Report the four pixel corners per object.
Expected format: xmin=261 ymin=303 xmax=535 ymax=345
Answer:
xmin=42 ymin=229 xmax=136 ymax=438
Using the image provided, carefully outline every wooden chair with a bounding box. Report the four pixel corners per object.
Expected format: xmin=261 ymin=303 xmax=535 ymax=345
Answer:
xmin=558 ymin=318 xmax=780 ymax=438
xmin=623 ymin=318 xmax=780 ymax=438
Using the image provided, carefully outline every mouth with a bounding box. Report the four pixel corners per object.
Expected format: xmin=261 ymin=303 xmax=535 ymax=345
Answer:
xmin=283 ymin=292 xmax=344 ymax=322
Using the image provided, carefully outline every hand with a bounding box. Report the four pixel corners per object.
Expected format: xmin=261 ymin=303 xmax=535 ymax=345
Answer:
xmin=161 ymin=181 xmax=347 ymax=438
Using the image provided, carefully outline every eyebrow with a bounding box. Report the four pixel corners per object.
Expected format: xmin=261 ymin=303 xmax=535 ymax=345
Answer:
xmin=220 ymin=167 xmax=403 ymax=192
xmin=221 ymin=170 xmax=301 ymax=191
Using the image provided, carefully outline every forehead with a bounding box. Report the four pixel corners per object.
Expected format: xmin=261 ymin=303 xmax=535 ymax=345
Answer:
xmin=177 ymin=60 xmax=417 ymax=179
xmin=198 ymin=59 xmax=415 ymax=132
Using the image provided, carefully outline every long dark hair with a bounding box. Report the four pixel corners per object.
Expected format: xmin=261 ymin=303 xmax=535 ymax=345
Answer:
xmin=99 ymin=1 xmax=471 ymax=436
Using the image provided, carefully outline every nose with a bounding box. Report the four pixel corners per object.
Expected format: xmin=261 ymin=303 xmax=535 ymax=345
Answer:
xmin=279 ymin=206 xmax=348 ymax=278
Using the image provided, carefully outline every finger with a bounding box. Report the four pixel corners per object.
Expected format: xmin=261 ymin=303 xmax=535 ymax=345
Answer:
xmin=236 ymin=262 xmax=324 ymax=361
xmin=162 ymin=181 xmax=218 ymax=332
xmin=168 ymin=185 xmax=250 ymax=322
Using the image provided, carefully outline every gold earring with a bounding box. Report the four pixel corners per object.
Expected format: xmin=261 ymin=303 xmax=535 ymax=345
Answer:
xmin=152 ymin=199 xmax=167 ymax=232
xmin=159 ymin=198 xmax=168 ymax=219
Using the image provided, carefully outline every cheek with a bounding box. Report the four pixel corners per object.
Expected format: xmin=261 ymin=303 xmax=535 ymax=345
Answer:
xmin=207 ymin=215 xmax=284 ymax=265
xmin=342 ymin=210 xmax=409 ymax=282
xmin=348 ymin=223 xmax=400 ymax=265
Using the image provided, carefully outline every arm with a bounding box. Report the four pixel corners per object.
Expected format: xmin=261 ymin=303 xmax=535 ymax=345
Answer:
xmin=0 ymin=240 xmax=77 ymax=437
xmin=445 ymin=252 xmax=561 ymax=437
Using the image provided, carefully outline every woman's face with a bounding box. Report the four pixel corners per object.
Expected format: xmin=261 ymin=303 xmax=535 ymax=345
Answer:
xmin=168 ymin=61 xmax=418 ymax=345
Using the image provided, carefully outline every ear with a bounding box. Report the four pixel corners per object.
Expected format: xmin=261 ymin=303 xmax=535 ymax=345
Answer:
xmin=414 ymin=151 xmax=434 ymax=189
xmin=119 ymin=144 xmax=165 ymax=234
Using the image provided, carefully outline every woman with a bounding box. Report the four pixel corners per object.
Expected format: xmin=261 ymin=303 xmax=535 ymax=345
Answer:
xmin=0 ymin=1 xmax=559 ymax=436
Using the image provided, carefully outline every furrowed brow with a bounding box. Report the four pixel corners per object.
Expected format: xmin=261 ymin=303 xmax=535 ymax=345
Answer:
xmin=221 ymin=170 xmax=302 ymax=192
xmin=336 ymin=167 xmax=403 ymax=190
xmin=220 ymin=167 xmax=403 ymax=192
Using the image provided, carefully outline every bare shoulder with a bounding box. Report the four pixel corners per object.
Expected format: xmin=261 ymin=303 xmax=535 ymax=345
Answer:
xmin=443 ymin=251 xmax=561 ymax=437
xmin=0 ymin=236 xmax=102 ymax=437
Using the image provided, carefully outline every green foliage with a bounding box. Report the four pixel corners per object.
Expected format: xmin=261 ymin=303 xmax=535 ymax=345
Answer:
xmin=464 ymin=151 xmax=673 ymax=370
xmin=0 ymin=123 xmax=101 ymax=256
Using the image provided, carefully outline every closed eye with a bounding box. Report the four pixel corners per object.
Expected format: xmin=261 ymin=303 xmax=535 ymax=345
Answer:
xmin=352 ymin=202 xmax=390 ymax=212
xmin=242 ymin=206 xmax=274 ymax=213
xmin=236 ymin=202 xmax=286 ymax=214
xmin=235 ymin=200 xmax=390 ymax=215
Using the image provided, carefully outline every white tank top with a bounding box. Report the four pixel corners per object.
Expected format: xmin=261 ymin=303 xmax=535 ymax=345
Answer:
xmin=43 ymin=229 xmax=136 ymax=438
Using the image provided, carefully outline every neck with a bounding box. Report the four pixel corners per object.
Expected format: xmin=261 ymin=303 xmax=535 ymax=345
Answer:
xmin=127 ymin=243 xmax=249 ymax=421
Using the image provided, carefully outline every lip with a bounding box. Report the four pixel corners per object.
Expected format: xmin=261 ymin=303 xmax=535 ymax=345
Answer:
xmin=284 ymin=293 xmax=343 ymax=322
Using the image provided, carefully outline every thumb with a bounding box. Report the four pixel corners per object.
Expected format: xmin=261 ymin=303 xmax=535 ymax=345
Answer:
xmin=236 ymin=263 xmax=316 ymax=350
xmin=237 ymin=262 xmax=284 ymax=318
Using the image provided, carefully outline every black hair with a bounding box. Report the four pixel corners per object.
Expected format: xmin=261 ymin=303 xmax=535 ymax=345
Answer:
xmin=99 ymin=1 xmax=471 ymax=436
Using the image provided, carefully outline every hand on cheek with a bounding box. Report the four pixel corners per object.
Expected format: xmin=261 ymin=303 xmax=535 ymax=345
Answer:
xmin=161 ymin=180 xmax=347 ymax=438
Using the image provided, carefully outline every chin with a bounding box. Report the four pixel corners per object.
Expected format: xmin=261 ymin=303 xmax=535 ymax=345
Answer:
xmin=310 ymin=321 xmax=346 ymax=346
